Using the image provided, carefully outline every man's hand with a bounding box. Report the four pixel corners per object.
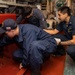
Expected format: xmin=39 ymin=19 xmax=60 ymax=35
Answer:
xmin=19 ymin=63 xmax=23 ymax=69
xmin=54 ymin=38 xmax=61 ymax=45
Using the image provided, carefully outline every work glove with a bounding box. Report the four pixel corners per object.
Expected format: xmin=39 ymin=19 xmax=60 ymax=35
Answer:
xmin=54 ymin=38 xmax=61 ymax=45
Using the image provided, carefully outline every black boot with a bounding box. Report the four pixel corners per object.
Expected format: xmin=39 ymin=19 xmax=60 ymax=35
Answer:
xmin=53 ymin=45 xmax=66 ymax=56
xmin=31 ymin=70 xmax=41 ymax=75
xmin=30 ymin=62 xmax=41 ymax=75
xmin=43 ymin=52 xmax=50 ymax=62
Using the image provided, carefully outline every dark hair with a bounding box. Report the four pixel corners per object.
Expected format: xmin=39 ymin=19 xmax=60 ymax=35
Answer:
xmin=22 ymin=6 xmax=32 ymax=17
xmin=58 ymin=6 xmax=71 ymax=16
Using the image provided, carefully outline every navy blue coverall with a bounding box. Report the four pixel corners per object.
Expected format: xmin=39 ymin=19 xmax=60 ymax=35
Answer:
xmin=0 ymin=24 xmax=57 ymax=71
xmin=53 ymin=16 xmax=75 ymax=61
xmin=16 ymin=8 xmax=47 ymax=29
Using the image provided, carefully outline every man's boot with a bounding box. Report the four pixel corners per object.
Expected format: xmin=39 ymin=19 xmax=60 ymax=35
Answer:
xmin=31 ymin=70 xmax=41 ymax=75
xmin=30 ymin=62 xmax=41 ymax=75
xmin=53 ymin=45 xmax=66 ymax=56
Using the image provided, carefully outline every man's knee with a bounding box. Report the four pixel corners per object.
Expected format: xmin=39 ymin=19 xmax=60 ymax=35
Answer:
xmin=66 ymin=46 xmax=75 ymax=61
xmin=30 ymin=41 xmax=43 ymax=63
xmin=13 ymin=49 xmax=23 ymax=57
xmin=30 ymin=41 xmax=40 ymax=50
xmin=12 ymin=49 xmax=23 ymax=62
xmin=66 ymin=46 xmax=75 ymax=55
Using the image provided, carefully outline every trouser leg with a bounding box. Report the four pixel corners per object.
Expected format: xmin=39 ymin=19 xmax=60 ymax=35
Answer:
xmin=67 ymin=45 xmax=75 ymax=61
xmin=29 ymin=40 xmax=56 ymax=75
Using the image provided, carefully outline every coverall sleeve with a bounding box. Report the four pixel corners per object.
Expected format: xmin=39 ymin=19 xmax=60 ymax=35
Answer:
xmin=34 ymin=9 xmax=47 ymax=29
xmin=16 ymin=15 xmax=23 ymax=24
xmin=39 ymin=16 xmax=47 ymax=29
xmin=22 ymin=30 xmax=37 ymax=66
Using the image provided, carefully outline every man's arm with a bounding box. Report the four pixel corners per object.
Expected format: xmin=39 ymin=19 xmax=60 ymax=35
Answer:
xmin=34 ymin=8 xmax=47 ymax=29
xmin=59 ymin=35 xmax=75 ymax=45
xmin=43 ymin=29 xmax=59 ymax=35
xmin=60 ymin=19 xmax=75 ymax=45
xmin=39 ymin=18 xmax=47 ymax=29
xmin=16 ymin=15 xmax=23 ymax=24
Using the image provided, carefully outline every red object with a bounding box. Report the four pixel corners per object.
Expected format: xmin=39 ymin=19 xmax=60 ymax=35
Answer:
xmin=16 ymin=68 xmax=27 ymax=75
xmin=0 ymin=14 xmax=16 ymax=24
xmin=3 ymin=43 xmax=18 ymax=58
